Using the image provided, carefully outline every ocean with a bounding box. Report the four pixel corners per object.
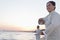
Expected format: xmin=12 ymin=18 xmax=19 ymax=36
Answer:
xmin=0 ymin=31 xmax=44 ymax=40
xmin=0 ymin=31 xmax=36 ymax=40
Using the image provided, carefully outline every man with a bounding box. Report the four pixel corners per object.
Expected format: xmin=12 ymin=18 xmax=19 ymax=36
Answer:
xmin=35 ymin=25 xmax=40 ymax=40
xmin=38 ymin=1 xmax=60 ymax=40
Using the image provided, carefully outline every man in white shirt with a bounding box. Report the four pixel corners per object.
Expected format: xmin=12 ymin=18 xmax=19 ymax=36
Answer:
xmin=35 ymin=25 xmax=40 ymax=40
xmin=38 ymin=1 xmax=60 ymax=40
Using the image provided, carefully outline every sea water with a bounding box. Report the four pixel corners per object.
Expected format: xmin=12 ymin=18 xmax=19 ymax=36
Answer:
xmin=0 ymin=31 xmax=36 ymax=40
xmin=0 ymin=31 xmax=44 ymax=40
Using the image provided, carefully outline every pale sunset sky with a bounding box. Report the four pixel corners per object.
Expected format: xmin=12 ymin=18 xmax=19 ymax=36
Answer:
xmin=0 ymin=0 xmax=60 ymax=31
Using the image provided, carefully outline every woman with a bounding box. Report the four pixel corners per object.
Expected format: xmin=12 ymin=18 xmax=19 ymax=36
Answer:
xmin=38 ymin=1 xmax=60 ymax=40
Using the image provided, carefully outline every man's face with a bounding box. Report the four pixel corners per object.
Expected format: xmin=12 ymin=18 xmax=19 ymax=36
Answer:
xmin=46 ymin=2 xmax=55 ymax=12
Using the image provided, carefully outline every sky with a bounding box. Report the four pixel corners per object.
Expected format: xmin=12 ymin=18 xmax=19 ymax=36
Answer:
xmin=0 ymin=0 xmax=60 ymax=30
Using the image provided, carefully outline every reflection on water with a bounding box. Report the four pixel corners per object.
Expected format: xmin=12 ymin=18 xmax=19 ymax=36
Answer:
xmin=0 ymin=31 xmax=36 ymax=40
xmin=0 ymin=37 xmax=17 ymax=40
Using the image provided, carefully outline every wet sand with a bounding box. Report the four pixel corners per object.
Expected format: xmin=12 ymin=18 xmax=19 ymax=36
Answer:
xmin=41 ymin=37 xmax=45 ymax=40
xmin=40 ymin=35 xmax=45 ymax=40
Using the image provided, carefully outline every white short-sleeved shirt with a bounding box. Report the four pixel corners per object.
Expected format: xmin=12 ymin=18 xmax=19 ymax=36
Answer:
xmin=35 ymin=29 xmax=40 ymax=35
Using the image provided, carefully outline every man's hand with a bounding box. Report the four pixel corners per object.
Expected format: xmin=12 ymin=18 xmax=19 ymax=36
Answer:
xmin=38 ymin=18 xmax=45 ymax=24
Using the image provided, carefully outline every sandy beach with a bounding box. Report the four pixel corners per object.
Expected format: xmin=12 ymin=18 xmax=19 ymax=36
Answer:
xmin=40 ymin=35 xmax=45 ymax=40
xmin=41 ymin=37 xmax=45 ymax=40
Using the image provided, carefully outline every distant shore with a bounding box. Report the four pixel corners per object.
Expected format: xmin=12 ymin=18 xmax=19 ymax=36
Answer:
xmin=0 ymin=30 xmax=35 ymax=32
